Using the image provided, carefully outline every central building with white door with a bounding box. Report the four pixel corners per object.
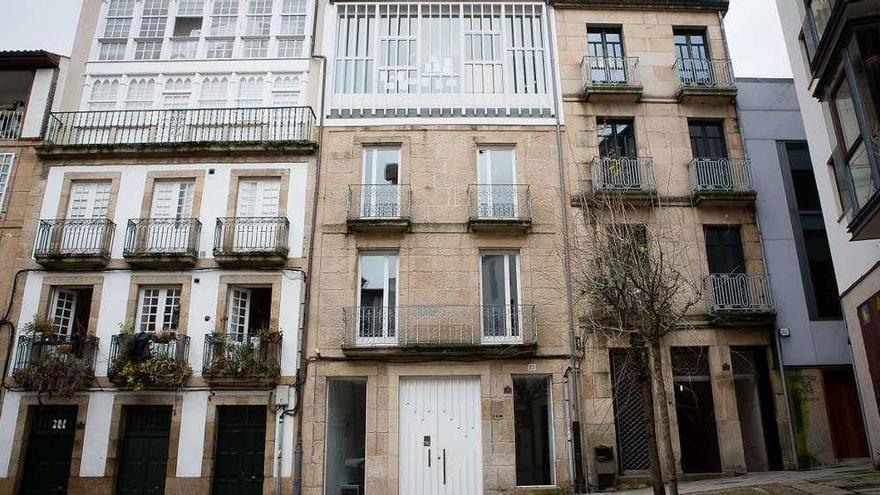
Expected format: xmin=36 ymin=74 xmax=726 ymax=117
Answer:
xmin=298 ymin=1 xmax=580 ymax=494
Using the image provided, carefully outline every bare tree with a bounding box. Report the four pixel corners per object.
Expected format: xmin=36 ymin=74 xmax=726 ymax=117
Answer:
xmin=570 ymin=189 xmax=704 ymax=495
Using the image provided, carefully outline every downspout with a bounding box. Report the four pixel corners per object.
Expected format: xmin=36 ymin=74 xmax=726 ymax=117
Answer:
xmin=718 ymin=10 xmax=799 ymax=471
xmin=545 ymin=4 xmax=588 ymax=492
xmin=293 ymin=0 xmax=328 ymax=492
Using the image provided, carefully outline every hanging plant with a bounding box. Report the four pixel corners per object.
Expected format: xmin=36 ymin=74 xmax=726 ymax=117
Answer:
xmin=108 ymin=354 xmax=192 ymax=391
xmin=204 ymin=329 xmax=281 ymax=381
xmin=12 ymin=357 xmax=92 ymax=399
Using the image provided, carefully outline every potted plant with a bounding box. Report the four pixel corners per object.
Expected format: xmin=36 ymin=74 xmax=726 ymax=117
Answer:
xmin=108 ymin=325 xmax=191 ymax=391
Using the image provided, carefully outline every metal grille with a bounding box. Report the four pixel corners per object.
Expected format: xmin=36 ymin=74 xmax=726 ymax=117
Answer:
xmin=610 ymin=349 xmax=650 ymax=472
xmin=671 ymin=346 xmax=710 ymax=378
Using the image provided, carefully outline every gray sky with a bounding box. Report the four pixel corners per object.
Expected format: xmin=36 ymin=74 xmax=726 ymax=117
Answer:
xmin=0 ymin=0 xmax=791 ymax=78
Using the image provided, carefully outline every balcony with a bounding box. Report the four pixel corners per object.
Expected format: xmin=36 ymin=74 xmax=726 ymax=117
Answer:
xmin=42 ymin=106 xmax=316 ymax=155
xmin=123 ymin=218 xmax=201 ymax=268
xmin=705 ymin=274 xmax=775 ymax=322
xmin=346 ymin=184 xmax=412 ymax=233
xmin=673 ymin=58 xmax=737 ymax=103
xmin=202 ymin=332 xmax=281 ymax=388
xmin=588 ymin=157 xmax=657 ymax=203
xmin=213 ymin=216 xmax=289 ymax=267
xmin=689 ymin=158 xmax=756 ymax=205
xmin=580 ymin=56 xmax=643 ymax=102
xmin=341 ymin=305 xmax=537 ymax=358
xmin=0 ymin=109 xmax=23 ymax=140
xmin=467 ymin=184 xmax=532 ymax=232
xmin=34 ymin=218 xmax=115 ymax=269
xmin=108 ymin=332 xmax=192 ymax=390
xmin=11 ymin=333 xmax=99 ymax=392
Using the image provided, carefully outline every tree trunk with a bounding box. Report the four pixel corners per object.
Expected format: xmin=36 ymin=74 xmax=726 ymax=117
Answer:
xmin=636 ymin=346 xmax=665 ymax=495
xmin=649 ymin=340 xmax=679 ymax=495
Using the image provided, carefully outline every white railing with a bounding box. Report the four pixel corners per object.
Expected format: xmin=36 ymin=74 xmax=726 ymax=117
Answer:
xmin=0 ymin=109 xmax=23 ymax=140
xmin=580 ymin=56 xmax=641 ymax=88
xmin=674 ymin=58 xmax=735 ymax=89
xmin=689 ymin=158 xmax=754 ymax=193
xmin=590 ymin=156 xmax=656 ymax=192
xmin=341 ymin=305 xmax=537 ymax=348
xmin=705 ymin=274 xmax=775 ymax=313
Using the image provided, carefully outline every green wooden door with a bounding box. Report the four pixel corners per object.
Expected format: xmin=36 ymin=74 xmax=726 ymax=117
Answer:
xmin=212 ymin=406 xmax=267 ymax=495
xmin=116 ymin=406 xmax=172 ymax=495
xmin=20 ymin=405 xmax=77 ymax=495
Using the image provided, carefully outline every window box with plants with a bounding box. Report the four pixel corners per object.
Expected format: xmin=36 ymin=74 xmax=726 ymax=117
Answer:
xmin=202 ymin=329 xmax=281 ymax=388
xmin=11 ymin=316 xmax=99 ymax=398
xmin=107 ymin=325 xmax=192 ymax=391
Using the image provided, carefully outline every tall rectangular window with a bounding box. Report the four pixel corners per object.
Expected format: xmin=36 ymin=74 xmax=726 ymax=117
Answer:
xmin=100 ymin=0 xmax=134 ymax=60
xmin=704 ymin=226 xmax=745 ymax=274
xmin=226 ymin=286 xmax=272 ymax=339
xmin=597 ymin=118 xmax=636 ymax=158
xmin=357 ymin=253 xmax=398 ymax=344
xmin=49 ymin=287 xmax=94 ymax=337
xmin=587 ymin=27 xmax=625 ymax=84
xmin=0 ymin=153 xmax=14 ymax=212
xmin=325 ymin=379 xmax=366 ymax=495
xmin=136 ymin=286 xmax=182 ymax=332
xmin=689 ymin=120 xmax=727 ymax=159
xmin=513 ymin=375 xmax=553 ymax=486
xmin=480 ymin=252 xmax=521 ymax=343
xmin=361 ymin=147 xmax=401 ymax=218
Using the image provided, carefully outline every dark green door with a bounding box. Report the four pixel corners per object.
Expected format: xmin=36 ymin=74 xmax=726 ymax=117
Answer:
xmin=20 ymin=405 xmax=77 ymax=495
xmin=116 ymin=406 xmax=172 ymax=495
xmin=212 ymin=406 xmax=267 ymax=495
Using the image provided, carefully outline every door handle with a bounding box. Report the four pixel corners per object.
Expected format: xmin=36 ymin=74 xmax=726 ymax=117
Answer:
xmin=442 ymin=449 xmax=446 ymax=485
xmin=428 ymin=448 xmax=431 ymax=467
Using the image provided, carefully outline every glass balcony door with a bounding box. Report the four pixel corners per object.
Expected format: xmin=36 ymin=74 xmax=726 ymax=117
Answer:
xmin=357 ymin=253 xmax=398 ymax=345
xmin=674 ymin=30 xmax=711 ymax=85
xmin=148 ymin=181 xmax=194 ymax=252
xmin=477 ymin=148 xmax=517 ymax=219
xmin=62 ymin=181 xmax=111 ymax=252
xmin=587 ymin=28 xmax=626 ymax=84
xmin=480 ymin=252 xmax=522 ymax=344
xmin=234 ymin=178 xmax=281 ymax=250
xmin=361 ymin=147 xmax=401 ymax=218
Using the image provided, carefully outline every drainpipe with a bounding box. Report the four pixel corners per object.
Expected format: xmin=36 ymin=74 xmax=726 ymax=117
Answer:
xmin=293 ymin=0 xmax=328 ymax=492
xmin=545 ymin=4 xmax=589 ymax=492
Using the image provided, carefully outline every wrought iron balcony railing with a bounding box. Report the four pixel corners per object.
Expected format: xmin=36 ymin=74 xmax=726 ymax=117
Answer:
xmin=13 ymin=333 xmax=99 ymax=374
xmin=346 ymin=184 xmax=412 ymax=221
xmin=341 ymin=305 xmax=537 ymax=349
xmin=45 ymin=106 xmax=316 ymax=147
xmin=108 ymin=332 xmax=190 ymax=368
xmin=580 ymin=56 xmax=641 ymax=88
xmin=705 ymin=274 xmax=775 ymax=314
xmin=467 ymin=184 xmax=532 ymax=222
xmin=202 ymin=332 xmax=281 ymax=383
xmin=673 ymin=58 xmax=735 ymax=90
xmin=590 ymin=156 xmax=657 ymax=193
xmin=34 ymin=218 xmax=115 ymax=259
xmin=124 ymin=218 xmax=201 ymax=259
xmin=213 ymin=216 xmax=289 ymax=256
xmin=689 ymin=158 xmax=754 ymax=193
xmin=0 ymin=109 xmax=23 ymax=140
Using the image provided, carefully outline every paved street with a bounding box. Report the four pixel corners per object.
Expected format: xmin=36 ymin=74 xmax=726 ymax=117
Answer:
xmin=599 ymin=464 xmax=880 ymax=495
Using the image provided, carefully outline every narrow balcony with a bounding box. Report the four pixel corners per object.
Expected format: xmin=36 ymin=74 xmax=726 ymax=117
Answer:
xmin=213 ymin=216 xmax=289 ymax=267
xmin=467 ymin=184 xmax=532 ymax=233
xmin=123 ymin=218 xmax=201 ymax=268
xmin=341 ymin=305 xmax=537 ymax=358
xmin=12 ymin=333 xmax=99 ymax=392
xmin=346 ymin=184 xmax=412 ymax=233
xmin=705 ymin=274 xmax=775 ymax=323
xmin=108 ymin=332 xmax=192 ymax=390
xmin=580 ymin=56 xmax=643 ymax=102
xmin=42 ymin=106 xmax=316 ymax=155
xmin=0 ymin=108 xmax=24 ymax=140
xmin=202 ymin=332 xmax=282 ymax=389
xmin=588 ymin=156 xmax=657 ymax=203
xmin=673 ymin=58 xmax=737 ymax=102
xmin=34 ymin=218 xmax=115 ymax=269
xmin=689 ymin=158 xmax=756 ymax=205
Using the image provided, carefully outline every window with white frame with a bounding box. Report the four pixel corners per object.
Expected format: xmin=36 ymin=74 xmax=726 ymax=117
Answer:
xmin=99 ymin=0 xmax=135 ymax=60
xmin=280 ymin=0 xmax=307 ymax=35
xmin=162 ymin=77 xmax=192 ymax=108
xmin=206 ymin=39 xmax=234 ymax=58
xmin=98 ymin=41 xmax=127 ymax=61
xmin=226 ymin=286 xmax=272 ymax=339
xmin=333 ymin=3 xmax=548 ymax=98
xmin=0 ymin=153 xmax=14 ymax=212
xmin=177 ymin=0 xmax=204 ymax=17
xmin=272 ymin=76 xmax=300 ymax=105
xmin=138 ymin=0 xmax=169 ymax=37
xmin=88 ymin=80 xmax=120 ymax=110
xmin=134 ymin=40 xmax=163 ymax=60
xmin=245 ymin=0 xmax=273 ymax=36
xmin=278 ymin=39 xmax=304 ymax=58
xmin=49 ymin=287 xmax=94 ymax=337
xmin=237 ymin=77 xmax=265 ymax=106
xmin=136 ymin=286 xmax=182 ymax=332
xmin=210 ymin=0 xmax=239 ymax=36
xmin=242 ymin=39 xmax=269 ymax=58
xmin=199 ymin=77 xmax=229 ymax=107
xmin=125 ymin=79 xmax=156 ymax=109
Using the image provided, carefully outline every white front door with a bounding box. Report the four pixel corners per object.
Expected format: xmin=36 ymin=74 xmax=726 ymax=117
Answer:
xmin=149 ymin=180 xmax=194 ymax=252
xmin=234 ymin=178 xmax=281 ymax=250
xmin=63 ymin=181 xmax=111 ymax=252
xmin=399 ymin=376 xmax=483 ymax=495
xmin=477 ymin=148 xmax=517 ymax=219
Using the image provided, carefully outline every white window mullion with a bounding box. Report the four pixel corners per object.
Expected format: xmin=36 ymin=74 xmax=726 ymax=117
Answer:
xmin=0 ymin=153 xmax=15 ymax=212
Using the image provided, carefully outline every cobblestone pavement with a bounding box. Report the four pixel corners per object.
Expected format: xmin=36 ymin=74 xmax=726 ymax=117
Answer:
xmin=599 ymin=463 xmax=880 ymax=495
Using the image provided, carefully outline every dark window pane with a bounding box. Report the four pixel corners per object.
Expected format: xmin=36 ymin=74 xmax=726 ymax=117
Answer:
xmin=704 ymin=226 xmax=745 ymax=274
xmin=850 ymin=27 xmax=880 ymax=151
xmin=832 ymin=78 xmax=862 ymax=152
xmin=689 ymin=121 xmax=727 ymax=159
xmin=808 ymin=0 xmax=832 ymax=41
xmin=598 ymin=118 xmax=636 ymax=158
xmin=786 ymin=142 xmax=822 ymax=211
xmin=514 ymin=376 xmax=553 ymax=486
